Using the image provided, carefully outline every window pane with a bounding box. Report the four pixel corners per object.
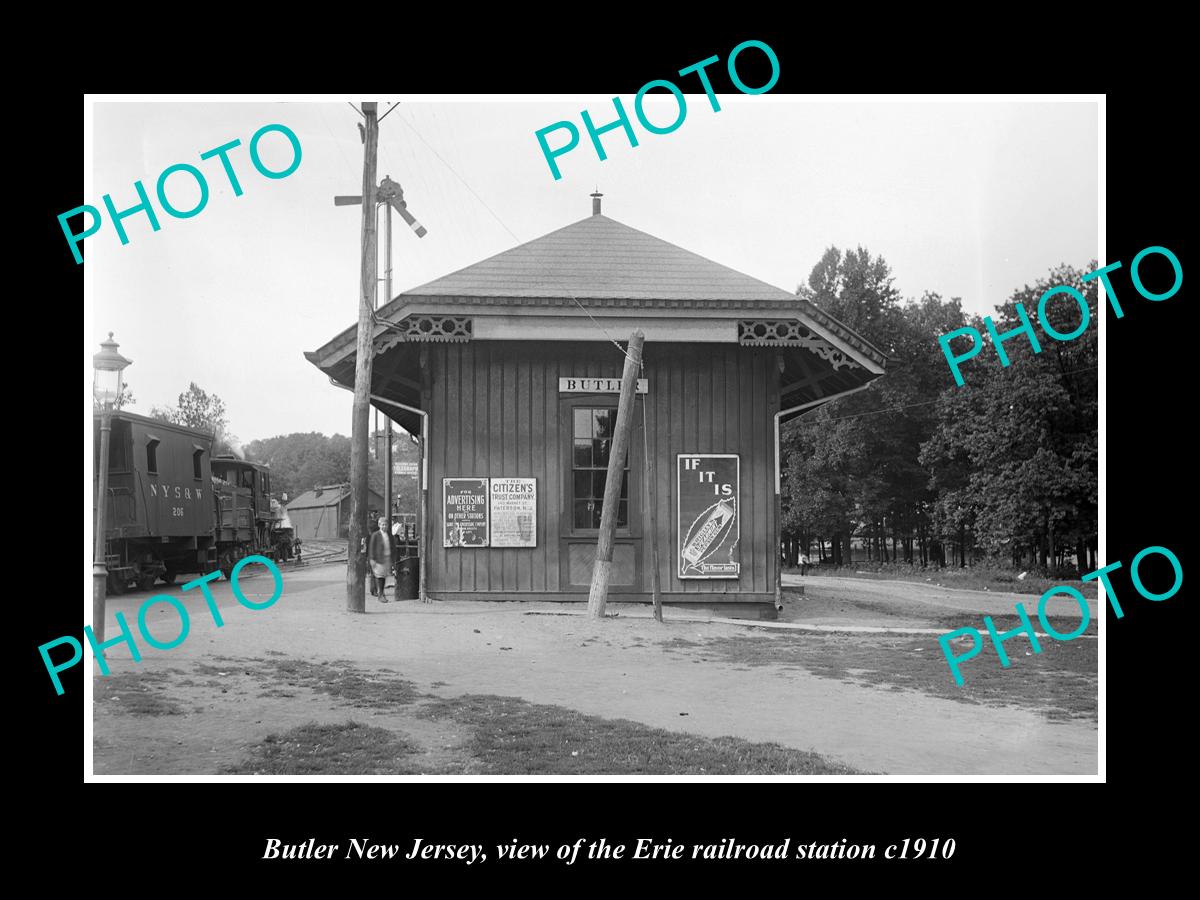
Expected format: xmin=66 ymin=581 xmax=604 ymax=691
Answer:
xmin=592 ymin=470 xmax=607 ymax=500
xmin=574 ymin=409 xmax=592 ymax=438
xmin=109 ymin=421 xmax=129 ymax=471
xmin=573 ymin=471 xmax=590 ymax=500
xmin=618 ymin=500 xmax=628 ymax=527
xmin=574 ymin=500 xmax=593 ymax=529
xmin=620 ymin=471 xmax=629 ymax=498
xmin=591 ymin=502 xmax=603 ymax=528
xmin=594 ymin=409 xmax=613 ymax=439
xmin=573 ymin=439 xmax=591 ymax=468
xmin=593 ymin=438 xmax=610 ymax=468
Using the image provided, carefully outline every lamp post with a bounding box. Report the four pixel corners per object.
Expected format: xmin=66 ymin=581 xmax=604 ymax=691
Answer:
xmin=93 ymin=333 xmax=132 ymax=643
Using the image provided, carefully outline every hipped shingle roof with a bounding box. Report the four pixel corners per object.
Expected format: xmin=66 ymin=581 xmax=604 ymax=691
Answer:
xmin=400 ymin=214 xmax=803 ymax=302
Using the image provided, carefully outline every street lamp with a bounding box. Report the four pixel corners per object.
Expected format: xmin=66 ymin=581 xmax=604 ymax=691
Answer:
xmin=93 ymin=332 xmax=132 ymax=643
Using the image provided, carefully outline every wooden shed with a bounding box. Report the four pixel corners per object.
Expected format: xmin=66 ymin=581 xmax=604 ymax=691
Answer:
xmin=306 ymin=197 xmax=887 ymax=617
xmin=286 ymin=483 xmax=385 ymax=540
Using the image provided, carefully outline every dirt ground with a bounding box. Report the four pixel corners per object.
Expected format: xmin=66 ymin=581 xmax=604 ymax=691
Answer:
xmin=90 ymin=562 xmax=1099 ymax=776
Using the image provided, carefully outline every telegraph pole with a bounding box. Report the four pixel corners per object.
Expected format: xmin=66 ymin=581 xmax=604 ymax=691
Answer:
xmin=588 ymin=331 xmax=645 ymax=618
xmin=336 ymin=158 xmax=427 ymax=611
xmin=347 ymin=101 xmax=379 ymax=614
xmin=383 ymin=193 xmax=394 ymax=540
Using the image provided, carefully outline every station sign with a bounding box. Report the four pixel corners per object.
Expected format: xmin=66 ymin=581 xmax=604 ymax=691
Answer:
xmin=559 ymin=377 xmax=648 ymax=393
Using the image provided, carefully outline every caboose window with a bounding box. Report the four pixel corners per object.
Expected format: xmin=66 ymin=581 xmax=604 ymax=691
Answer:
xmin=192 ymin=448 xmax=203 ymax=480
xmin=146 ymin=437 xmax=160 ymax=475
xmin=107 ymin=419 xmax=130 ymax=472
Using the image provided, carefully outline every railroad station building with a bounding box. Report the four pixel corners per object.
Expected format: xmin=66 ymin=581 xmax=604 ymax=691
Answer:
xmin=306 ymin=196 xmax=886 ymax=617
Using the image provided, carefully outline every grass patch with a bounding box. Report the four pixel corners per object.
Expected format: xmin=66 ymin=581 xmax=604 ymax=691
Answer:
xmin=94 ymin=671 xmax=184 ymax=716
xmin=789 ymin=564 xmax=1096 ymax=597
xmin=223 ymin=722 xmax=423 ymax=775
xmin=242 ymin=658 xmax=422 ymax=709
xmin=664 ymin=630 xmax=1097 ymax=724
xmin=421 ymin=694 xmax=862 ymax=774
xmin=175 ymin=656 xmax=865 ymax=774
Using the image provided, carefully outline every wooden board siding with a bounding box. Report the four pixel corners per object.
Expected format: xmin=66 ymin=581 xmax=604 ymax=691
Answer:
xmin=100 ymin=414 xmax=214 ymax=541
xmin=426 ymin=341 xmax=779 ymax=600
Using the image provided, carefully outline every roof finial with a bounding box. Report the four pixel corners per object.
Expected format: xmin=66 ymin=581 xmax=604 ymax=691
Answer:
xmin=590 ymin=188 xmax=603 ymax=216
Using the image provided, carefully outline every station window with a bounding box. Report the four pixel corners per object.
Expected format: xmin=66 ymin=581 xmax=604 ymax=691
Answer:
xmin=146 ymin=437 xmax=160 ymax=475
xmin=572 ymin=407 xmax=628 ymax=529
xmin=193 ymin=447 xmax=204 ymax=480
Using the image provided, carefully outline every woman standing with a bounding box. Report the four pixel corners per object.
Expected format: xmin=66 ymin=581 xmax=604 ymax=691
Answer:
xmin=369 ymin=516 xmax=393 ymax=602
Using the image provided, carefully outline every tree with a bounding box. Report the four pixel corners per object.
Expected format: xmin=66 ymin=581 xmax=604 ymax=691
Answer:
xmin=245 ymin=432 xmax=348 ymax=498
xmin=784 ymin=246 xmax=945 ymax=566
xmin=244 ymin=429 xmax=420 ymax=513
xmin=919 ymin=264 xmax=1098 ymax=573
xmin=781 ymin=245 xmax=1097 ymax=574
xmin=152 ymin=382 xmax=240 ymax=456
xmin=93 ymin=385 xmax=135 ymax=411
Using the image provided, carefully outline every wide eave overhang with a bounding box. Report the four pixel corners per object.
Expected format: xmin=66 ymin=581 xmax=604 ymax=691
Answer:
xmin=306 ymin=213 xmax=888 ymax=429
xmin=306 ymin=292 xmax=888 ymax=433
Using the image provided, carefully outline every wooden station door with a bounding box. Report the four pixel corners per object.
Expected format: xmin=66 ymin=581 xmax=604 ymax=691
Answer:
xmin=557 ymin=397 xmax=644 ymax=593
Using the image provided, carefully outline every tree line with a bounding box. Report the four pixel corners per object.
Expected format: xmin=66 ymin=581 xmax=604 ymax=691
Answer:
xmin=123 ymin=382 xmax=420 ymax=511
xmin=245 ymin=430 xmax=419 ymax=510
xmin=781 ymin=248 xmax=1097 ymax=577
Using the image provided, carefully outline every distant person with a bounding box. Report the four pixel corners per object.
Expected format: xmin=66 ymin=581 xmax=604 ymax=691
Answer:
xmin=294 ymin=537 xmax=303 ymax=563
xmin=800 ymin=553 xmax=811 ymax=576
xmin=369 ymin=516 xmax=392 ymax=602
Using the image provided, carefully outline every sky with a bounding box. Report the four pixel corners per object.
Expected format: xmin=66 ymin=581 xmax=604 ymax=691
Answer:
xmin=85 ymin=98 xmax=1098 ymax=443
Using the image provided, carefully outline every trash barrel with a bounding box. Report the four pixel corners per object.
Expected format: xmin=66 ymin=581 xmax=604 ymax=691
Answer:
xmin=396 ymin=554 xmax=419 ymax=600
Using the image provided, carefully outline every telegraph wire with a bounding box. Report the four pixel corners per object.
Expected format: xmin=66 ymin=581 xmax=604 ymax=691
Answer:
xmin=318 ymin=105 xmax=358 ymax=178
xmin=383 ymin=108 xmax=636 ymax=361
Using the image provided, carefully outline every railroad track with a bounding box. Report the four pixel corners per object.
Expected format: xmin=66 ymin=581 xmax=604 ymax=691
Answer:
xmin=290 ymin=539 xmax=348 ymax=567
xmin=107 ymin=540 xmax=351 ymax=596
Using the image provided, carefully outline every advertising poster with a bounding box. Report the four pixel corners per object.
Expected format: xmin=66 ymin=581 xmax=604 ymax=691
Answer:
xmin=489 ymin=477 xmax=537 ymax=547
xmin=677 ymin=454 xmax=740 ymax=579
xmin=443 ymin=477 xmax=489 ymax=547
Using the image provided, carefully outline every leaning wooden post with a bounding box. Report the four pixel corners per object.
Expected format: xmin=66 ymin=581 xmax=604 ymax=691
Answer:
xmin=588 ymin=331 xmax=645 ymax=618
xmin=641 ymin=359 xmax=663 ymax=623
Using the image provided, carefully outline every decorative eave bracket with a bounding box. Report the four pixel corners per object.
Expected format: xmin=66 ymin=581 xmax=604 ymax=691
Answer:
xmin=738 ymin=320 xmax=864 ymax=372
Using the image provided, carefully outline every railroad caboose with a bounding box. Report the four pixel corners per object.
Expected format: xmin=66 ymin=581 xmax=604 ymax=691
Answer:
xmin=94 ymin=410 xmax=284 ymax=591
xmin=94 ymin=410 xmax=217 ymax=592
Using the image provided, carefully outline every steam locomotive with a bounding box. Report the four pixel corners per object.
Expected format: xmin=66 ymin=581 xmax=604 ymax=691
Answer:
xmin=93 ymin=410 xmax=293 ymax=593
